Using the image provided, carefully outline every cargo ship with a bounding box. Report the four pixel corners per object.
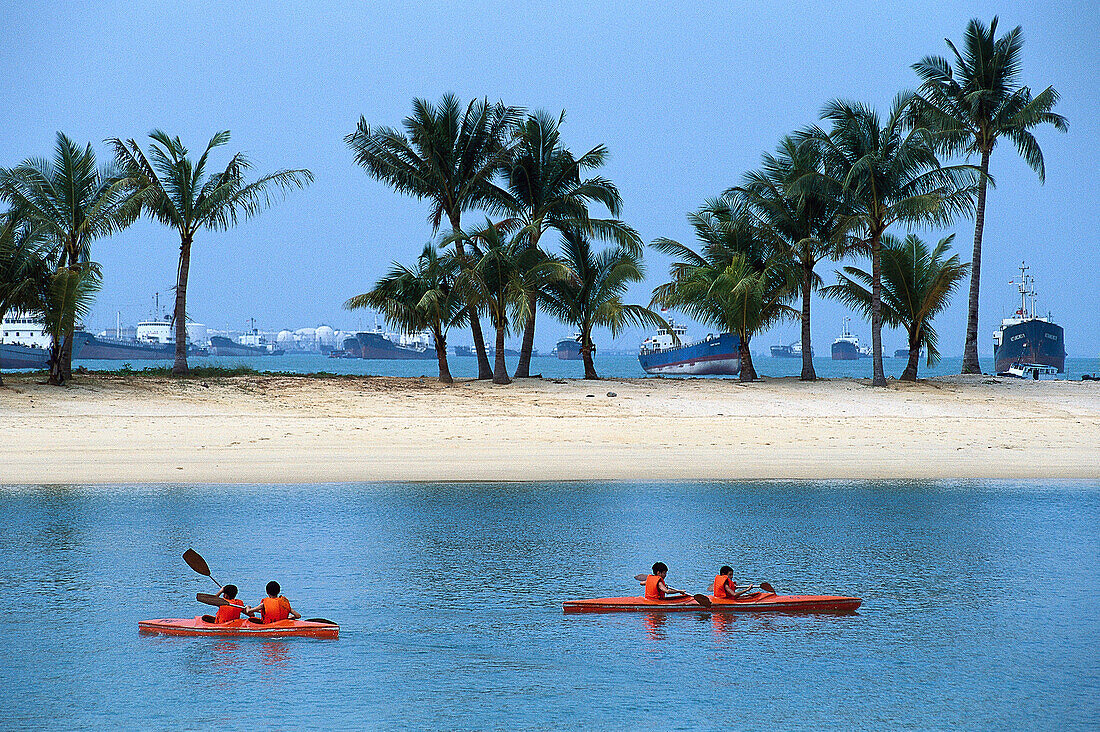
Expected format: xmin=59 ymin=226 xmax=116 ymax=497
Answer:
xmin=993 ymin=262 xmax=1064 ymax=375
xmin=555 ymin=333 xmax=586 ymax=360
xmin=453 ymin=344 xmax=535 ymax=358
xmin=2 ymin=311 xmax=85 ymax=366
xmin=770 ymin=341 xmax=813 ymax=358
xmin=638 ymin=320 xmax=740 ymax=375
xmin=209 ymin=335 xmax=283 ymax=357
xmin=831 ymin=318 xmax=871 ymax=360
xmin=0 ymin=342 xmax=52 ymax=369
xmin=334 ymin=326 xmax=434 ymax=360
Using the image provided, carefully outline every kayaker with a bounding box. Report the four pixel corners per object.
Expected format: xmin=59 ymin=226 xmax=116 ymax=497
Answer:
xmin=213 ymin=584 xmax=245 ymax=623
xmin=713 ymin=566 xmax=754 ymax=599
xmin=245 ymin=581 xmax=302 ymax=623
xmin=643 ymin=562 xmax=690 ymax=601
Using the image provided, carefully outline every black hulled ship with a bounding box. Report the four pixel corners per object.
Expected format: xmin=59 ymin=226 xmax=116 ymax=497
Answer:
xmin=993 ymin=262 xmax=1065 ymax=375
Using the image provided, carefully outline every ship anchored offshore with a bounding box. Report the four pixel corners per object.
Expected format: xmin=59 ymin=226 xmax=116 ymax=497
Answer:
xmin=992 ymin=262 xmax=1065 ymax=376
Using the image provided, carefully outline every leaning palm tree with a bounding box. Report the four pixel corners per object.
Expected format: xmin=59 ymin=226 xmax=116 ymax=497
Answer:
xmin=452 ymin=220 xmax=565 ymax=384
xmin=795 ymin=94 xmax=979 ymax=386
xmin=497 ymin=111 xmax=641 ymax=378
xmin=826 ymin=233 xmax=969 ymax=381
xmin=911 ymin=17 xmax=1067 ymax=374
xmin=110 ymin=130 xmax=312 ymax=375
xmin=734 ymin=135 xmax=848 ymax=380
xmin=345 ymin=243 xmax=465 ymax=383
xmin=652 ymin=201 xmax=796 ymax=382
xmin=0 ymin=132 xmax=134 ymax=383
xmin=541 ymin=229 xmax=662 ymax=380
xmin=345 ymin=95 xmax=523 ymax=379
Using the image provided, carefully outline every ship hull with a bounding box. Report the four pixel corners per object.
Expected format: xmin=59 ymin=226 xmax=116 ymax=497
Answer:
xmin=0 ymin=342 xmax=51 ymax=369
xmin=555 ymin=340 xmax=583 ymax=360
xmin=209 ymin=336 xmax=282 ymax=357
xmin=72 ymin=331 xmax=177 ymax=360
xmin=831 ymin=341 xmax=860 ymax=360
xmin=355 ymin=332 xmax=434 ymax=360
xmin=995 ymin=319 xmax=1065 ymax=374
xmin=639 ymin=333 xmax=740 ymax=376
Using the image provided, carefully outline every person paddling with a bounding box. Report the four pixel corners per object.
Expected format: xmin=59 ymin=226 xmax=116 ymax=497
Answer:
xmin=643 ymin=562 xmax=691 ymax=601
xmin=245 ymin=581 xmax=302 ymax=623
xmin=712 ymin=566 xmax=754 ymax=600
xmin=213 ymin=584 xmax=245 ymax=623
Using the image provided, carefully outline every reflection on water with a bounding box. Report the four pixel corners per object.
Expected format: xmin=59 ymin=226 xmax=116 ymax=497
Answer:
xmin=0 ymin=481 xmax=1097 ymax=730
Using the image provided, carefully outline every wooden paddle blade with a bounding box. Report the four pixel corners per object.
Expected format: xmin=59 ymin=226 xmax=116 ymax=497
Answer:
xmin=759 ymin=582 xmax=776 ymax=594
xmin=183 ymin=549 xmax=211 ymax=577
xmin=692 ymin=593 xmax=712 ymax=608
xmin=305 ymin=618 xmax=338 ymax=626
xmin=633 ymin=574 xmax=648 ymax=583
xmin=196 ymin=592 xmax=229 ymax=607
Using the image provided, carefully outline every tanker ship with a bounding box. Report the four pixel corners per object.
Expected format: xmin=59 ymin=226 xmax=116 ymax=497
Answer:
xmin=993 ymin=262 xmax=1064 ymax=375
xmin=638 ymin=320 xmax=740 ymax=376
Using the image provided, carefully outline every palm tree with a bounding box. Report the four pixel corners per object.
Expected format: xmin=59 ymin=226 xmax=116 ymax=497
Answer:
xmin=652 ymin=198 xmax=796 ymax=382
xmin=345 ymin=243 xmax=464 ymax=383
xmin=826 ymin=233 xmax=969 ymax=380
xmin=542 ymin=229 xmax=662 ymax=380
xmin=0 ymin=213 xmax=52 ymax=384
xmin=452 ymin=220 xmax=565 ymax=384
xmin=911 ymin=17 xmax=1067 ymax=374
xmin=0 ymin=132 xmax=134 ymax=383
xmin=497 ymin=111 xmax=640 ymax=378
xmin=734 ymin=135 xmax=847 ymax=380
xmin=345 ymin=95 xmax=523 ymax=379
xmin=110 ymin=130 xmax=312 ymax=375
xmin=795 ymin=94 xmax=979 ymax=386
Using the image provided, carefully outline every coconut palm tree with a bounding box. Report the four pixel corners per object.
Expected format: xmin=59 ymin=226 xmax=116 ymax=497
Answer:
xmin=651 ymin=199 xmax=796 ymax=382
xmin=911 ymin=17 xmax=1067 ymax=374
xmin=541 ymin=229 xmax=662 ymax=380
xmin=0 ymin=132 xmax=134 ymax=383
xmin=451 ymin=220 xmax=566 ymax=384
xmin=109 ymin=130 xmax=312 ymax=375
xmin=826 ymin=233 xmax=969 ymax=380
xmin=0 ymin=213 xmax=52 ymax=384
xmin=795 ymin=94 xmax=980 ymax=386
xmin=345 ymin=95 xmax=523 ymax=379
xmin=497 ymin=111 xmax=640 ymax=378
xmin=734 ymin=135 xmax=848 ymax=380
xmin=345 ymin=242 xmax=465 ymax=383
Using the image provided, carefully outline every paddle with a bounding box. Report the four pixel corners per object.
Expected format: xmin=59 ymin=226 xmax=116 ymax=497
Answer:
xmin=630 ymin=574 xmax=702 ymax=605
xmin=183 ymin=549 xmax=222 ymax=588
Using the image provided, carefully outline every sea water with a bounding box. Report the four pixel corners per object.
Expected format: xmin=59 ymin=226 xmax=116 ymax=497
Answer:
xmin=0 ymin=481 xmax=1097 ymax=730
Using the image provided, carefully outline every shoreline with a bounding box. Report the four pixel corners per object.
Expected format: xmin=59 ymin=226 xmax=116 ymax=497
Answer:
xmin=2 ymin=373 xmax=1098 ymax=484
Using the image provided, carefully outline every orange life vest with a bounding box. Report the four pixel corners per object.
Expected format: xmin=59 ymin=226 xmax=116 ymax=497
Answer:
xmin=713 ymin=575 xmax=735 ymax=599
xmin=214 ymin=598 xmax=244 ymax=623
xmin=260 ymin=596 xmax=291 ymax=623
xmin=644 ymin=575 xmax=664 ymax=600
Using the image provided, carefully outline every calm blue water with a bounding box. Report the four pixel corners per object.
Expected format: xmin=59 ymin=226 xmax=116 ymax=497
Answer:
xmin=62 ymin=353 xmax=1100 ymax=381
xmin=1 ymin=481 xmax=1097 ymax=730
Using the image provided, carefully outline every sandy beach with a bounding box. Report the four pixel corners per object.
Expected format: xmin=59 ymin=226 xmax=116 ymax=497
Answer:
xmin=1 ymin=373 xmax=1098 ymax=484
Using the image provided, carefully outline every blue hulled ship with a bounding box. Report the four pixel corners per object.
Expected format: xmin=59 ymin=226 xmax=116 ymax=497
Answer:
xmin=638 ymin=320 xmax=740 ymax=376
xmin=993 ymin=263 xmax=1065 ymax=375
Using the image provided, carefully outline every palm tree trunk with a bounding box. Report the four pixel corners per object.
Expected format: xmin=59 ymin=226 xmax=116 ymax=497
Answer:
xmin=870 ymin=230 xmax=886 ymax=387
xmin=513 ymin=294 xmax=537 ymax=379
xmin=492 ymin=322 xmax=511 ymax=384
xmin=47 ymin=334 xmax=63 ymax=385
xmin=433 ymin=327 xmax=453 ymax=384
xmin=738 ymin=333 xmax=757 ymax=382
xmin=59 ymin=244 xmax=78 ymax=382
xmin=450 ymin=215 xmax=492 ymax=379
xmin=581 ymin=328 xmax=598 ymax=379
xmin=900 ymin=329 xmax=921 ymax=381
xmin=172 ymin=235 xmax=192 ymax=376
xmin=800 ymin=263 xmax=816 ymax=381
xmin=961 ymin=149 xmax=991 ymax=375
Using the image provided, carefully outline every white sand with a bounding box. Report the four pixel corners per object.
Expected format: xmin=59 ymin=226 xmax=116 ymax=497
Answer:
xmin=1 ymin=373 xmax=1098 ymax=484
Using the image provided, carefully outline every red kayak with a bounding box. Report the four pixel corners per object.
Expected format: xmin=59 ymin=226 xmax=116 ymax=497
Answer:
xmin=563 ymin=592 xmax=861 ymax=614
xmin=139 ymin=616 xmax=339 ymax=639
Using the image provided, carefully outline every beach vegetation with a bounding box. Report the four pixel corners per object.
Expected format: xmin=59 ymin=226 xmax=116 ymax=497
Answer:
xmin=346 ymin=95 xmax=523 ymax=379
xmin=109 ymin=130 xmax=312 ymax=377
xmin=910 ymin=17 xmax=1067 ymax=374
xmin=345 ymin=242 xmax=466 ymax=384
xmin=0 ymin=212 xmax=52 ymax=385
xmin=826 ymin=233 xmax=969 ymax=380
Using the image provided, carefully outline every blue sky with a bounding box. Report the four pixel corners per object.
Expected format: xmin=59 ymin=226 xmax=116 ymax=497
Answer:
xmin=3 ymin=1 xmax=1096 ymax=357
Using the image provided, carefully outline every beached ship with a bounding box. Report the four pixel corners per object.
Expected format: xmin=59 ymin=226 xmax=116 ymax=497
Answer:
xmin=993 ymin=262 xmax=1064 ymax=375
xmin=831 ymin=318 xmax=872 ymax=360
xmin=638 ymin=320 xmax=740 ymax=375
xmin=555 ymin=333 xmax=586 ymax=360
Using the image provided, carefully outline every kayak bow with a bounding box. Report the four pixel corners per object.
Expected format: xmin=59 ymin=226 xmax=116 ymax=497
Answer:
xmin=139 ymin=616 xmax=339 ymax=639
xmin=562 ymin=593 xmax=861 ymax=614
